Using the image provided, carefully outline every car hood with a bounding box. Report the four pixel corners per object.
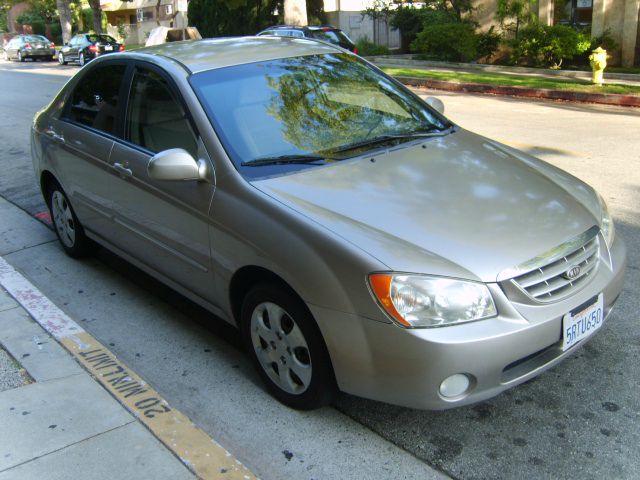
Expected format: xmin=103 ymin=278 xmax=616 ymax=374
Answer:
xmin=252 ymin=129 xmax=601 ymax=282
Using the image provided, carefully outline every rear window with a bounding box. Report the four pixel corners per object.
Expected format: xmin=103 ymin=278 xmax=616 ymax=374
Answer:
xmin=66 ymin=64 xmax=127 ymax=136
xmin=24 ymin=35 xmax=45 ymax=43
xmin=309 ymin=29 xmax=353 ymax=46
xmin=87 ymin=34 xmax=117 ymax=43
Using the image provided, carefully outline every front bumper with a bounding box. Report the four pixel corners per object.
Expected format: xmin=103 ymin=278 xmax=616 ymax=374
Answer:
xmin=311 ymin=233 xmax=626 ymax=410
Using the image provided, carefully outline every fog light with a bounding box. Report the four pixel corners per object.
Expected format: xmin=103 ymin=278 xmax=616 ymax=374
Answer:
xmin=439 ymin=374 xmax=470 ymax=398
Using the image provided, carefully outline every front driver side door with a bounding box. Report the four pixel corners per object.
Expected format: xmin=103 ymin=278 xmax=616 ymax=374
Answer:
xmin=107 ymin=63 xmax=216 ymax=302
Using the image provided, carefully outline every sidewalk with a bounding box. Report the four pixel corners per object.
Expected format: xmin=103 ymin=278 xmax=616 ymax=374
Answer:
xmin=0 ymin=286 xmax=196 ymax=480
xmin=0 ymin=198 xmax=257 ymax=480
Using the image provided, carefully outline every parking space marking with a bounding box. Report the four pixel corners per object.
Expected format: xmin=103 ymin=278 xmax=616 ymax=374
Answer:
xmin=0 ymin=256 xmax=256 ymax=480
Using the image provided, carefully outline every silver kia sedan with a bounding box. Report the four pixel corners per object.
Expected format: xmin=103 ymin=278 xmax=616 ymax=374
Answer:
xmin=31 ymin=38 xmax=626 ymax=410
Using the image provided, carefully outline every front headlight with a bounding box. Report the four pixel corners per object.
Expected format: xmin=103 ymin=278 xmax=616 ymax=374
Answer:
xmin=597 ymin=193 xmax=615 ymax=249
xmin=368 ymin=273 xmax=497 ymax=328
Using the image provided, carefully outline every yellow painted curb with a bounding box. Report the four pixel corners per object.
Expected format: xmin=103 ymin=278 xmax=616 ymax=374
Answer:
xmin=61 ymin=332 xmax=256 ymax=480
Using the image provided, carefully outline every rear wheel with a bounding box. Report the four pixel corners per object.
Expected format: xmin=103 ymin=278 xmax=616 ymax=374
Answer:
xmin=47 ymin=182 xmax=92 ymax=258
xmin=241 ymin=283 xmax=337 ymax=410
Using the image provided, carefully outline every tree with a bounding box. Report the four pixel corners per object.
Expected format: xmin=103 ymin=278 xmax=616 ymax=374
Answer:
xmin=88 ymin=0 xmax=101 ymax=33
xmin=495 ymin=0 xmax=535 ymax=39
xmin=188 ymin=0 xmax=281 ymax=37
xmin=284 ymin=0 xmax=306 ymax=25
xmin=56 ymin=0 xmax=72 ymax=43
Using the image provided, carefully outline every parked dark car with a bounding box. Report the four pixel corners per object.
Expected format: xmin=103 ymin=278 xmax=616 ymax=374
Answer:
xmin=58 ymin=33 xmax=123 ymax=66
xmin=3 ymin=35 xmax=56 ymax=62
xmin=257 ymin=25 xmax=357 ymax=53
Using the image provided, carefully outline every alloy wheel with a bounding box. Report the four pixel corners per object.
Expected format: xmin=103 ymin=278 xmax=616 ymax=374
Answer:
xmin=58 ymin=53 xmax=64 ymax=65
xmin=79 ymin=52 xmax=85 ymax=66
xmin=250 ymin=302 xmax=312 ymax=394
xmin=51 ymin=191 xmax=76 ymax=248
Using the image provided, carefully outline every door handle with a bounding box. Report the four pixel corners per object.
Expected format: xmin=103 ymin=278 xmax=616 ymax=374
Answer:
xmin=113 ymin=162 xmax=133 ymax=177
xmin=45 ymin=127 xmax=64 ymax=143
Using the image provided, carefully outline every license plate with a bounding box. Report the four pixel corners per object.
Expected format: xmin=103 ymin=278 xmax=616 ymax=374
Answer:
xmin=105 ymin=45 xmax=113 ymax=51
xmin=562 ymin=293 xmax=604 ymax=351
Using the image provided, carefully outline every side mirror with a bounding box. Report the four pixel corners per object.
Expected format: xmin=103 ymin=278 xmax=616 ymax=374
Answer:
xmin=147 ymin=148 xmax=207 ymax=181
xmin=426 ymin=96 xmax=445 ymax=115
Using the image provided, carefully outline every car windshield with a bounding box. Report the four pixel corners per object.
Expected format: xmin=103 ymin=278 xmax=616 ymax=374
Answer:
xmin=87 ymin=34 xmax=116 ymax=43
xmin=190 ymin=53 xmax=449 ymax=179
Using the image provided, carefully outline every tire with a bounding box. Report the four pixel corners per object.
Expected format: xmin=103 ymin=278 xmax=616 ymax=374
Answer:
xmin=47 ymin=181 xmax=92 ymax=258
xmin=241 ymin=283 xmax=337 ymax=410
xmin=58 ymin=52 xmax=66 ymax=65
xmin=78 ymin=52 xmax=85 ymax=66
xmin=17 ymin=51 xmax=24 ymax=62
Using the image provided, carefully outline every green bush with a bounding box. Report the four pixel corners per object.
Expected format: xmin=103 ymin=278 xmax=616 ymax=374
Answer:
xmin=355 ymin=38 xmax=390 ymax=56
xmin=411 ymin=22 xmax=478 ymax=62
xmin=477 ymin=26 xmax=502 ymax=59
xmin=510 ymin=24 xmax=591 ymax=68
xmin=590 ymin=29 xmax=618 ymax=52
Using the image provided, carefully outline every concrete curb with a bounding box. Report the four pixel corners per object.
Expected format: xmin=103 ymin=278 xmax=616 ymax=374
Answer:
xmin=395 ymin=76 xmax=640 ymax=107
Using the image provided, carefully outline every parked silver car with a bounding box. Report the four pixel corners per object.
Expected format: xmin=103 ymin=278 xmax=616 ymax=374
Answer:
xmin=31 ymin=38 xmax=626 ymax=410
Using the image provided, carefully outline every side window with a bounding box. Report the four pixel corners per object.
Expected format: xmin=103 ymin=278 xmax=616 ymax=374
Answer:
xmin=126 ymin=68 xmax=198 ymax=158
xmin=291 ymin=30 xmax=304 ymax=38
xmin=67 ymin=64 xmax=126 ymax=136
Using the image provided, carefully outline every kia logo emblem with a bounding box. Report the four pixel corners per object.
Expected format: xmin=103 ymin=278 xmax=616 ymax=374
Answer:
xmin=563 ymin=266 xmax=581 ymax=280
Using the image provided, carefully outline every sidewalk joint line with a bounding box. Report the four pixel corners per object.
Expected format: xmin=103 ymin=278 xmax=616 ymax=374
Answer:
xmin=0 ymin=421 xmax=137 ymax=473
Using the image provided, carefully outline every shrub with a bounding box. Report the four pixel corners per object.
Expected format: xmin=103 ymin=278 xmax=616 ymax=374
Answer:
xmin=510 ymin=24 xmax=591 ymax=68
xmin=355 ymin=38 xmax=390 ymax=56
xmin=590 ymin=29 xmax=618 ymax=52
xmin=410 ymin=22 xmax=478 ymax=62
xmin=477 ymin=26 xmax=502 ymax=59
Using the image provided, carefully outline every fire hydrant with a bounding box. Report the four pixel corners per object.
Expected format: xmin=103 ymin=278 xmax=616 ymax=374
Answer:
xmin=589 ymin=47 xmax=607 ymax=86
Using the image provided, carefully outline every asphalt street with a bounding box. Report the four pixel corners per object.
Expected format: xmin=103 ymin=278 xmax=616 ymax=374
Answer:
xmin=0 ymin=59 xmax=639 ymax=480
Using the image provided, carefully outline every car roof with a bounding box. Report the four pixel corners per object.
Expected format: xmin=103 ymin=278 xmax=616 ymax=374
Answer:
xmin=128 ymin=36 xmax=342 ymax=74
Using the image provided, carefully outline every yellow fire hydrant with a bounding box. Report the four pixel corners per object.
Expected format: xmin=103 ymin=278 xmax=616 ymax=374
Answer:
xmin=589 ymin=47 xmax=607 ymax=86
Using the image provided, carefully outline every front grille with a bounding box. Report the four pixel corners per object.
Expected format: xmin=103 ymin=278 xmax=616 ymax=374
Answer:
xmin=500 ymin=227 xmax=600 ymax=303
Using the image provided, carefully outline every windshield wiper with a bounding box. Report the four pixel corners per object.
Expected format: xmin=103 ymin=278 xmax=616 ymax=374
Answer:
xmin=331 ymin=127 xmax=454 ymax=154
xmin=241 ymin=153 xmax=342 ymax=167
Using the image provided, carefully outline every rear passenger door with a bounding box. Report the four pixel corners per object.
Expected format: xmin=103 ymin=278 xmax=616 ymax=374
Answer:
xmin=107 ymin=63 xmax=216 ymax=301
xmin=52 ymin=61 xmax=129 ymax=240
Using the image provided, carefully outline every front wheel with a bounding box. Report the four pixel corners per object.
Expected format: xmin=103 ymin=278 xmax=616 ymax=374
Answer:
xmin=241 ymin=283 xmax=337 ymax=410
xmin=17 ymin=51 xmax=24 ymax=62
xmin=78 ymin=52 xmax=85 ymax=66
xmin=47 ymin=182 xmax=92 ymax=258
xmin=58 ymin=52 xmax=66 ymax=65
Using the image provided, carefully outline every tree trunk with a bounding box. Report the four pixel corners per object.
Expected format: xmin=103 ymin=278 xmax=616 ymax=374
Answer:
xmin=89 ymin=0 xmax=102 ymax=33
xmin=284 ymin=0 xmax=307 ymax=26
xmin=56 ymin=0 xmax=72 ymax=44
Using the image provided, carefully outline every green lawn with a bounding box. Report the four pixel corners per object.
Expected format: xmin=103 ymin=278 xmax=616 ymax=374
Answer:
xmin=383 ymin=67 xmax=640 ymax=96
xmin=124 ymin=43 xmax=145 ymax=51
